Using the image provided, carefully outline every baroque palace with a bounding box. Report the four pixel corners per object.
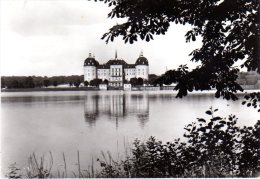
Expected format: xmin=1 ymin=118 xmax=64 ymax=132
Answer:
xmin=84 ymin=51 xmax=149 ymax=87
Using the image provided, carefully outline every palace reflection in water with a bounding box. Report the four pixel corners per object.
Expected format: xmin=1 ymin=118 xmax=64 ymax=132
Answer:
xmin=84 ymin=93 xmax=149 ymax=128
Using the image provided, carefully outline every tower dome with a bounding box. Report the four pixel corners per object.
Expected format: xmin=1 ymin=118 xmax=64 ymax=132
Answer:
xmin=135 ymin=51 xmax=148 ymax=65
xmin=84 ymin=53 xmax=99 ymax=66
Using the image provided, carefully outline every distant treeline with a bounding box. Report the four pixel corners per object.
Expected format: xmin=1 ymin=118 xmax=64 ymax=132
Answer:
xmin=1 ymin=75 xmax=84 ymax=89
xmin=236 ymin=71 xmax=260 ymax=85
xmin=1 ymin=72 xmax=259 ymax=89
xmin=1 ymin=74 xmax=160 ymax=89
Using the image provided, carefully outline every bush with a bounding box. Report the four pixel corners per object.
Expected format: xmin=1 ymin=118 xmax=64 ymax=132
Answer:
xmin=84 ymin=81 xmax=89 ymax=87
xmin=73 ymin=79 xmax=81 ymax=88
xmin=97 ymin=108 xmax=260 ymax=177
xmin=90 ymin=78 xmax=102 ymax=87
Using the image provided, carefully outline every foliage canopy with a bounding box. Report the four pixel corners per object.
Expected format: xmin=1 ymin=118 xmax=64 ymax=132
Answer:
xmin=95 ymin=0 xmax=260 ymax=101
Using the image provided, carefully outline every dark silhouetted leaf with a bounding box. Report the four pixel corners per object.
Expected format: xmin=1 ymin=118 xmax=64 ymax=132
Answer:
xmin=205 ymin=110 xmax=212 ymax=115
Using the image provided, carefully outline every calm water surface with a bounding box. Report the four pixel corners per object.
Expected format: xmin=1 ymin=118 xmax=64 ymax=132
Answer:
xmin=1 ymin=91 xmax=259 ymax=175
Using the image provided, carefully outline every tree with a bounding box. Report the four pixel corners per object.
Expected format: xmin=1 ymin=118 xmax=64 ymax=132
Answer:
xmin=137 ymin=77 xmax=144 ymax=86
xmin=84 ymin=81 xmax=89 ymax=87
xmin=95 ymin=0 xmax=260 ymax=110
xmin=33 ymin=77 xmax=43 ymax=88
xmin=1 ymin=78 xmax=5 ymax=88
xmin=53 ymin=81 xmax=58 ymax=87
xmin=9 ymin=80 xmax=19 ymax=88
xmin=24 ymin=76 xmax=35 ymax=88
xmin=130 ymin=77 xmax=138 ymax=86
xmin=148 ymin=74 xmax=159 ymax=85
xmin=90 ymin=78 xmax=102 ymax=87
xmin=43 ymin=79 xmax=50 ymax=87
xmin=103 ymin=79 xmax=109 ymax=85
xmin=74 ymin=79 xmax=81 ymax=88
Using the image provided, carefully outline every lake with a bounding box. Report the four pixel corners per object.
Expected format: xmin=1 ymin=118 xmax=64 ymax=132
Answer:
xmin=1 ymin=90 xmax=259 ymax=176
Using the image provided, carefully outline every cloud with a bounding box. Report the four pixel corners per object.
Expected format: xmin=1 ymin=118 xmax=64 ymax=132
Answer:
xmin=7 ymin=0 xmax=112 ymax=36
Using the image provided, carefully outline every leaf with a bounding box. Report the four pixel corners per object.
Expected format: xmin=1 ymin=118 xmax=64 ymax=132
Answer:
xmin=197 ymin=118 xmax=206 ymax=123
xmin=192 ymin=35 xmax=196 ymax=41
xmin=207 ymin=121 xmax=213 ymax=129
xmin=199 ymin=127 xmax=206 ymax=132
xmin=205 ymin=110 xmax=212 ymax=115
xmin=245 ymin=95 xmax=250 ymax=100
xmin=145 ymin=35 xmax=150 ymax=42
xmin=212 ymin=117 xmax=222 ymax=121
xmin=215 ymin=91 xmax=220 ymax=98
xmin=214 ymin=124 xmax=223 ymax=130
xmin=219 ymin=121 xmax=226 ymax=124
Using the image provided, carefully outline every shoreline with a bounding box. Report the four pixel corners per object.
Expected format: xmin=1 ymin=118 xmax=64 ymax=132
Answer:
xmin=1 ymin=87 xmax=99 ymax=92
xmin=1 ymin=87 xmax=259 ymax=93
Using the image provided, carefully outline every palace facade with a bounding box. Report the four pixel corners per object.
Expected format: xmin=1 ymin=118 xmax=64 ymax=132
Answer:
xmin=84 ymin=51 xmax=149 ymax=87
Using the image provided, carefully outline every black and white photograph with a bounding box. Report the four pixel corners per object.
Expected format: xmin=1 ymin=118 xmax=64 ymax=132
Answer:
xmin=1 ymin=0 xmax=260 ymax=178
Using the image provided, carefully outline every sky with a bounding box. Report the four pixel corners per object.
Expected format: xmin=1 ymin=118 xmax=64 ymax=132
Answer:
xmin=0 ymin=0 xmax=202 ymax=76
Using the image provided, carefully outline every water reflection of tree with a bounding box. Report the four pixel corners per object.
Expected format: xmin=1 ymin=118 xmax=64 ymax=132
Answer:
xmin=84 ymin=95 xmax=99 ymax=126
xmin=84 ymin=113 xmax=98 ymax=126
xmin=137 ymin=113 xmax=149 ymax=128
xmin=83 ymin=93 xmax=149 ymax=128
